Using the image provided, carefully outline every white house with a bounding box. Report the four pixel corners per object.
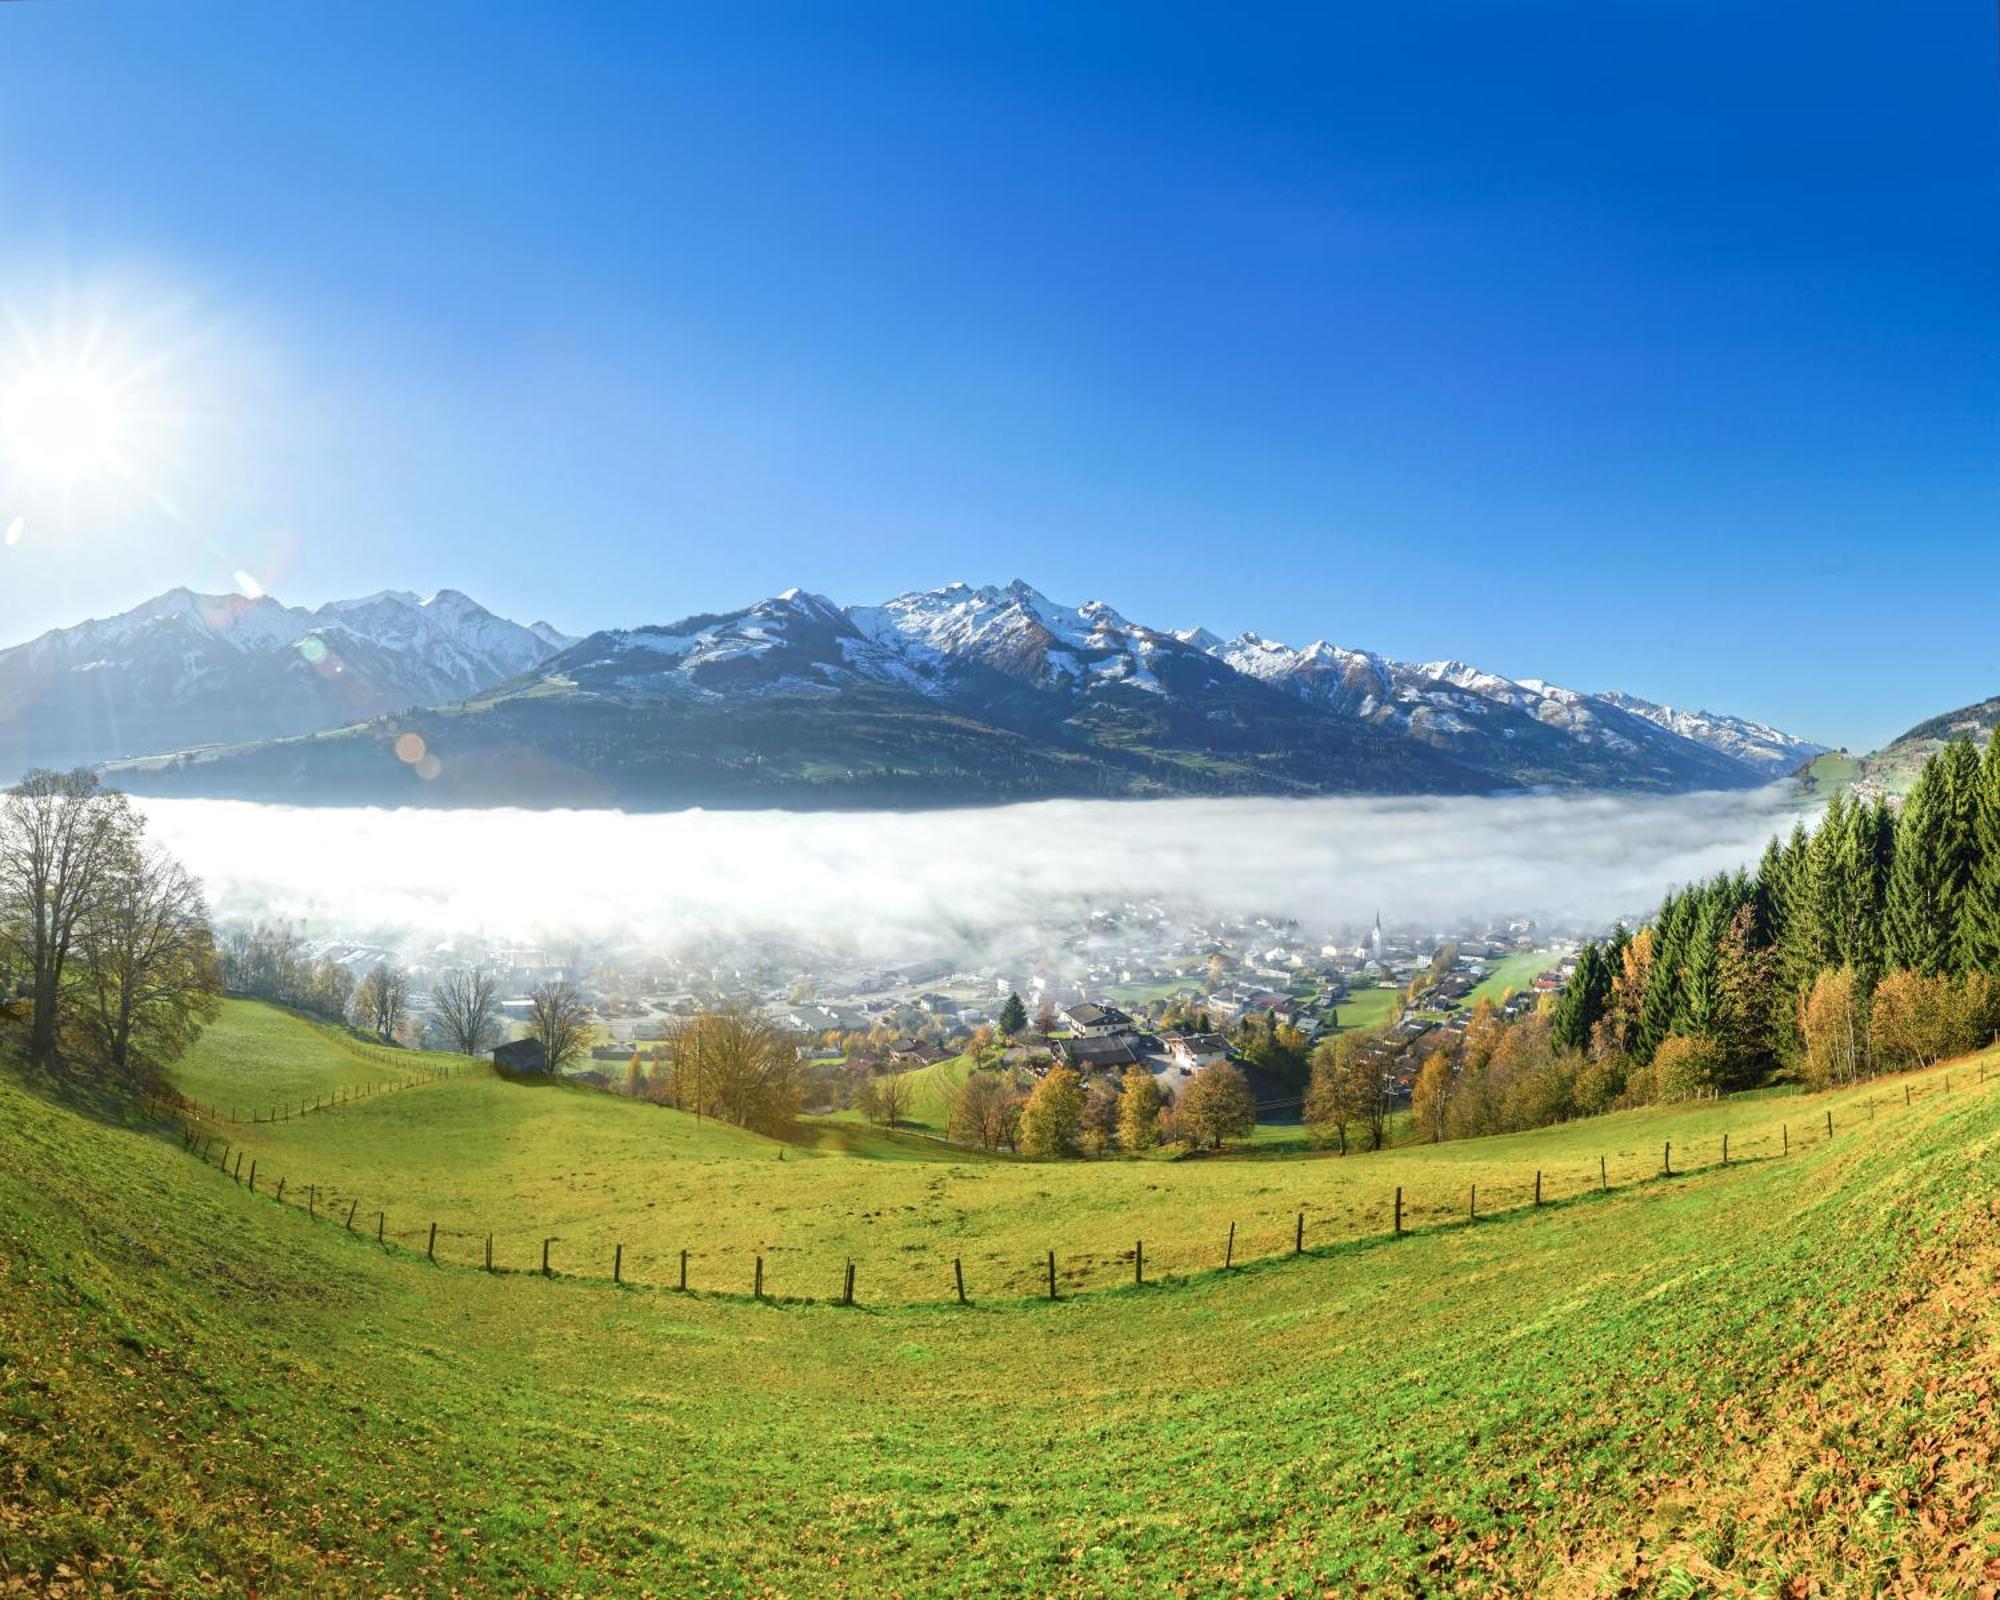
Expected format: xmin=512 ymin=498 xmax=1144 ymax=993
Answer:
xmin=1061 ymin=1001 xmax=1135 ymax=1038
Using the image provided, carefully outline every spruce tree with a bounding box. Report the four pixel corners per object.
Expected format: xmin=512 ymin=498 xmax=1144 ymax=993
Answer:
xmin=1962 ymin=733 xmax=2000 ymax=973
xmin=1887 ymin=752 xmax=1963 ymax=977
xmin=1681 ymin=894 xmax=1725 ymax=1039
xmin=998 ymin=991 xmax=1028 ymax=1038
xmin=1941 ymin=736 xmax=1983 ymax=972
xmin=1637 ymin=892 xmax=1688 ymax=1059
xmin=1551 ymin=940 xmax=1607 ymax=1054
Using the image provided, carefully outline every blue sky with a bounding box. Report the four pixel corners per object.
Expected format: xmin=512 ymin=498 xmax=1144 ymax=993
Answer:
xmin=0 ymin=1 xmax=1992 ymax=751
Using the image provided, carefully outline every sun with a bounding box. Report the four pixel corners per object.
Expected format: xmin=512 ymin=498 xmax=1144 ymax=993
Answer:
xmin=0 ymin=364 xmax=127 ymax=483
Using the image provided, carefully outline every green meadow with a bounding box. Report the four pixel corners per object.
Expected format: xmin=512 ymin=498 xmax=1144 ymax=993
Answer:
xmin=150 ymin=1003 xmax=1948 ymax=1305
xmin=4 ymin=996 xmax=1997 ymax=1596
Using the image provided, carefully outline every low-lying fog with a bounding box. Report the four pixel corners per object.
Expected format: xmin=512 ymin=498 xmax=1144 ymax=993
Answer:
xmin=136 ymin=789 xmax=1811 ymax=964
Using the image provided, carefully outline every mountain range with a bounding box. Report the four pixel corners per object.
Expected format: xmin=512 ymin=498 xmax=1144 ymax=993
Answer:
xmin=0 ymin=587 xmax=574 ymax=776
xmin=12 ymin=578 xmax=1831 ymax=809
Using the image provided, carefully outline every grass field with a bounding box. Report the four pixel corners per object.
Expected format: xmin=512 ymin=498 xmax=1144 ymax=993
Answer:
xmin=1466 ymin=947 xmax=1559 ymax=1007
xmin=1333 ymin=984 xmax=1401 ymax=1031
xmin=4 ymin=998 xmax=1998 ymax=1596
xmin=150 ymin=1002 xmax=1987 ymax=1306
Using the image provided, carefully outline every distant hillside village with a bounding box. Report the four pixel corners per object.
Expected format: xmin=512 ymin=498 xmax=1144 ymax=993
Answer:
xmin=219 ymin=904 xmax=1580 ymax=1123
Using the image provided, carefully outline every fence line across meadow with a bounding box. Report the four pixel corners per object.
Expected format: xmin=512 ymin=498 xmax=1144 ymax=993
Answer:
xmin=148 ymin=1061 xmax=474 ymax=1129
xmin=158 ymin=1060 xmax=1994 ymax=1311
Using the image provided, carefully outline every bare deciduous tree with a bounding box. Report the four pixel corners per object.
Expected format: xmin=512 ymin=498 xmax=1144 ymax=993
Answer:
xmin=0 ymin=770 xmax=138 ymax=1071
xmin=528 ymin=980 xmax=592 ymax=1074
xmin=861 ymin=1070 xmax=912 ymax=1128
xmin=432 ymin=966 xmax=501 ymax=1057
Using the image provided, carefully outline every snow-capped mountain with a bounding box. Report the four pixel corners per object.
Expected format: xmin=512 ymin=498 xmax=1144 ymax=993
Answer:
xmin=0 ymin=587 xmax=574 ymax=775
xmin=1594 ymin=692 xmax=1825 ymax=778
xmin=84 ymin=577 xmax=1824 ymax=809
xmin=1201 ymin=628 xmax=1827 ymax=776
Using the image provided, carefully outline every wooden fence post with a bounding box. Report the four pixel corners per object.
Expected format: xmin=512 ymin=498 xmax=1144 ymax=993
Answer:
xmin=1783 ymin=1123 xmax=1788 ymax=1155
xmin=1906 ymin=1083 xmax=1912 ymax=1107
xmin=1295 ymin=1212 xmax=1305 ymax=1254
xmin=754 ymin=1256 xmax=764 ymax=1300
xmin=345 ymin=1199 xmax=357 ymax=1231
xmin=1534 ymin=1171 xmax=1542 ymax=1206
xmin=542 ymin=1238 xmax=551 ymax=1277
xmin=1722 ymin=1132 xmax=1729 ymax=1166
xmin=1135 ymin=1239 xmax=1143 ymax=1285
xmin=485 ymin=1235 xmax=493 ymax=1273
xmin=275 ymin=1177 xmax=286 ymax=1204
xmin=427 ymin=1222 xmax=437 ymax=1261
xmin=1663 ymin=1141 xmax=1672 ymax=1176
xmin=1047 ymin=1250 xmax=1057 ymax=1301
xmin=679 ymin=1248 xmax=688 ymax=1291
xmin=248 ymin=1160 xmax=256 ymax=1192
xmin=1393 ymin=1187 xmax=1403 ymax=1235
xmin=1826 ymin=1109 xmax=1834 ymax=1137
xmin=233 ymin=1153 xmax=243 ymax=1182
xmin=954 ymin=1257 xmax=967 ymax=1304
xmin=614 ymin=1243 xmax=623 ymax=1285
xmin=1469 ymin=1184 xmax=1477 ymax=1221
xmin=844 ymin=1260 xmax=856 ymax=1305
xmin=377 ymin=1211 xmax=385 ymax=1244
xmin=1599 ymin=1154 xmax=1607 ymax=1190
xmin=1225 ymin=1221 xmax=1235 ymax=1268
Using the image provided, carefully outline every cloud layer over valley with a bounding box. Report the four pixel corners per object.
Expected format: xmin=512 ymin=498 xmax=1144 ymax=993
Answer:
xmin=136 ymin=789 xmax=1813 ymax=966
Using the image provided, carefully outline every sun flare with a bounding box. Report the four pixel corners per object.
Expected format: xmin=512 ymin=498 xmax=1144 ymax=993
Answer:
xmin=0 ymin=365 xmax=127 ymax=483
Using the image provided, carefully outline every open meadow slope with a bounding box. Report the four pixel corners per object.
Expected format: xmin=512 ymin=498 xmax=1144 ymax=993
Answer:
xmin=0 ymin=1003 xmax=1996 ymax=1596
xmin=151 ymin=1002 xmax=1988 ymax=1304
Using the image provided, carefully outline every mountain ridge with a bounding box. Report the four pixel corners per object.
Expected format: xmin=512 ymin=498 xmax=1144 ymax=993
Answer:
xmin=0 ymin=586 xmax=575 ymax=775
xmin=72 ymin=578 xmax=1828 ymax=809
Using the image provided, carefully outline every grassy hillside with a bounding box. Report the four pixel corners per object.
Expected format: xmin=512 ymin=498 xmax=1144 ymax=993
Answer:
xmin=6 ymin=999 xmax=1999 ymax=1595
xmin=153 ymin=1003 xmax=1965 ymax=1305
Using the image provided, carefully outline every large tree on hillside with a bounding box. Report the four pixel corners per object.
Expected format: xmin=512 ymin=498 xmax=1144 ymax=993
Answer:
xmin=528 ymin=980 xmax=592 ymax=1076
xmin=664 ymin=1008 xmax=799 ymax=1132
xmin=1175 ymin=1060 xmax=1255 ymax=1151
xmin=75 ymin=843 xmax=222 ymax=1077
xmin=0 ymin=770 xmax=139 ymax=1071
xmin=432 ymin=966 xmax=501 ymax=1056
xmin=1017 ymin=1065 xmax=1085 ymax=1157
xmin=1117 ymin=1064 xmax=1162 ymax=1151
xmin=1305 ymin=1032 xmax=1366 ymax=1153
xmin=354 ymin=963 xmax=410 ymax=1043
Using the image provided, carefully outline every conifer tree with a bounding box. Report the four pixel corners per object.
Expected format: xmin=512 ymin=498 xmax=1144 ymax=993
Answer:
xmin=998 ymin=991 xmax=1028 ymax=1038
xmin=1887 ymin=754 xmax=1963 ymax=976
xmin=1962 ymin=734 xmax=2000 ymax=972
xmin=1550 ymin=939 xmax=1609 ymax=1054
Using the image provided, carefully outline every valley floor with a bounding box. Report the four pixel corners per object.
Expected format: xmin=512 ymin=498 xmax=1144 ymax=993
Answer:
xmin=4 ymin=1003 xmax=1998 ymax=1596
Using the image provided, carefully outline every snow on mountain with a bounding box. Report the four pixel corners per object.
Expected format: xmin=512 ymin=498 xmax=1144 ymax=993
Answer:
xmin=17 ymin=575 xmax=1822 ymax=801
xmin=1595 ymin=691 xmax=1828 ymax=777
xmin=0 ymin=587 xmax=574 ymax=774
xmin=1184 ymin=621 xmax=1817 ymax=774
xmin=534 ymin=581 xmax=1812 ymax=789
xmin=850 ymin=579 xmax=1149 ymax=690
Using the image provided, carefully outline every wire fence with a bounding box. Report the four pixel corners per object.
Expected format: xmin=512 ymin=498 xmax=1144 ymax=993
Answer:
xmin=160 ymin=1061 xmax=1992 ymax=1309
xmin=147 ymin=1061 xmax=474 ymax=1127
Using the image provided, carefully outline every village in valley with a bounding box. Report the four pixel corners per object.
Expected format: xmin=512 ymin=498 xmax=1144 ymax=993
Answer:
xmin=242 ymin=901 xmax=1594 ymax=1134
